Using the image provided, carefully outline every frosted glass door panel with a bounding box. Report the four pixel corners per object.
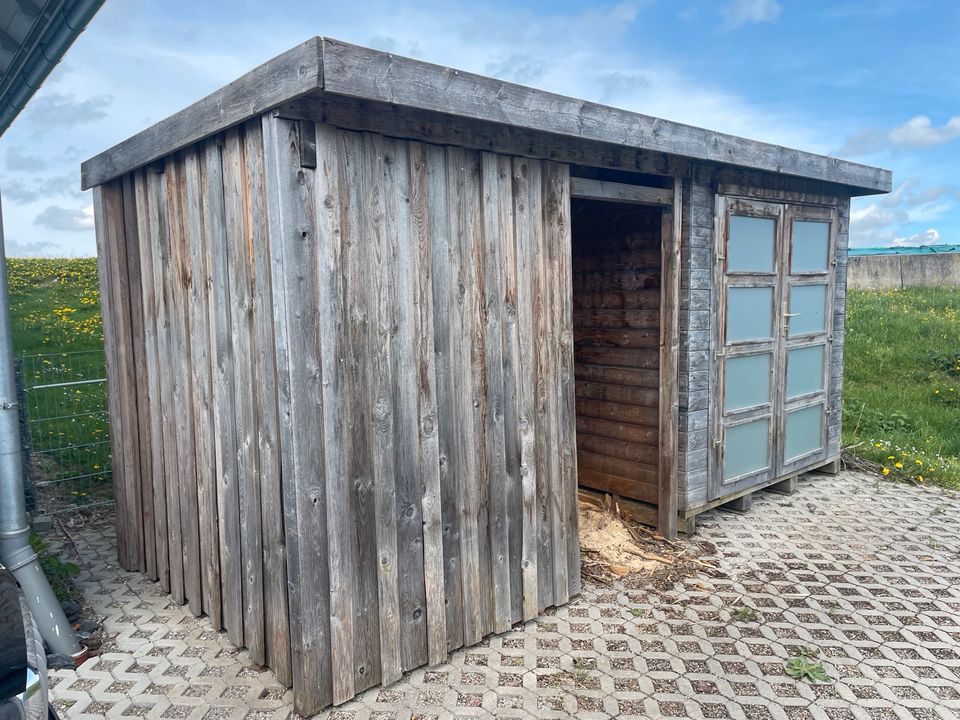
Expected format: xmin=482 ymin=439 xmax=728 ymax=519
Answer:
xmin=723 ymin=418 xmax=770 ymax=480
xmin=786 ymin=345 xmax=825 ymax=398
xmin=791 ymin=221 xmax=830 ymax=272
xmin=728 ymin=216 xmax=775 ymax=272
xmin=724 ymin=353 xmax=771 ymax=411
xmin=784 ymin=405 xmax=823 ymax=461
xmin=727 ymin=287 xmax=774 ymax=342
xmin=788 ymin=284 xmax=827 ymax=336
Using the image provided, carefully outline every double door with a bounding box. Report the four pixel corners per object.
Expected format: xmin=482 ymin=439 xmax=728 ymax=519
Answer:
xmin=712 ymin=197 xmax=836 ymax=498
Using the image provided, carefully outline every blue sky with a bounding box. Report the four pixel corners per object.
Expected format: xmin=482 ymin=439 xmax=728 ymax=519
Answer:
xmin=1 ymin=0 xmax=958 ymax=256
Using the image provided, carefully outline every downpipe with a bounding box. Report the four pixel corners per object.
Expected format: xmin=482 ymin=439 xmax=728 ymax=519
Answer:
xmin=0 ymin=193 xmax=84 ymax=661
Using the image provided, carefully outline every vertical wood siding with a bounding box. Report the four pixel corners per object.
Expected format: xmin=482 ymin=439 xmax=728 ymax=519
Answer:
xmin=93 ymin=117 xmax=580 ymax=716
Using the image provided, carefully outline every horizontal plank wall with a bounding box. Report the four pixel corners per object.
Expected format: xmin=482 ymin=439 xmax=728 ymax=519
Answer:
xmin=263 ymin=118 xmax=579 ymax=715
xmin=571 ymin=202 xmax=662 ymax=506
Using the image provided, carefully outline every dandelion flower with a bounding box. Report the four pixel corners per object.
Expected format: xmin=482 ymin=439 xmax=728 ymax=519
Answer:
xmin=895 ymin=462 xmax=903 ymax=469
xmin=882 ymin=467 xmax=890 ymax=476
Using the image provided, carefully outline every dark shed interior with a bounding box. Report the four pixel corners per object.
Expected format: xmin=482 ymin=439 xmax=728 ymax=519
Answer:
xmin=571 ymin=200 xmax=664 ymax=506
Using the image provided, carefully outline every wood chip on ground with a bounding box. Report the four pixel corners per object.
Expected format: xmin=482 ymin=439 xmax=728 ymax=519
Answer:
xmin=578 ymin=493 xmax=723 ymax=589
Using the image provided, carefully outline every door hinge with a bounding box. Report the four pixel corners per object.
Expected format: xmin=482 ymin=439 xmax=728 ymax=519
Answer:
xmin=713 ymin=437 xmax=722 ymax=448
xmin=715 ymin=350 xmax=725 ymax=358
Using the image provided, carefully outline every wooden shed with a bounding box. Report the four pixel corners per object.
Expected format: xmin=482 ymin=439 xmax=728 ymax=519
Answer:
xmin=83 ymin=37 xmax=891 ymax=714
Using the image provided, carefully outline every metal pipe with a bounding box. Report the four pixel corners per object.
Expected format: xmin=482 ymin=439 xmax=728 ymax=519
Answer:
xmin=0 ymin=192 xmax=83 ymax=660
xmin=0 ymin=0 xmax=106 ymax=135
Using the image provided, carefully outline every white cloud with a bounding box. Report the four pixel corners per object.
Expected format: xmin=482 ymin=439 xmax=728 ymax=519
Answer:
xmin=888 ymin=116 xmax=960 ymax=148
xmin=892 ymin=228 xmax=941 ymax=247
xmin=33 ymin=204 xmax=95 ymax=233
xmin=721 ymin=0 xmax=782 ymax=30
xmin=839 ymin=115 xmax=960 ymax=156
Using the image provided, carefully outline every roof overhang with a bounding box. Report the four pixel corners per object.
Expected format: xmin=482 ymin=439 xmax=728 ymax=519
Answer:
xmin=81 ymin=36 xmax=892 ymax=195
xmin=0 ymin=0 xmax=104 ymax=137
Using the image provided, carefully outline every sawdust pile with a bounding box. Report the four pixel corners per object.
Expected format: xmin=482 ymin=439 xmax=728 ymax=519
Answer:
xmin=578 ymin=493 xmax=722 ymax=588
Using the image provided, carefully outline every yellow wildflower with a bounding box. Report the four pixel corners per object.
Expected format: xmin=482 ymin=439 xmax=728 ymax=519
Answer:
xmin=894 ymin=462 xmax=903 ymax=469
xmin=882 ymin=467 xmax=890 ymax=476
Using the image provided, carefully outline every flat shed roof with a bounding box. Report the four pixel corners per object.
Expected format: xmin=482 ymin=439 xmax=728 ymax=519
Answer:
xmin=81 ymin=36 xmax=891 ymax=195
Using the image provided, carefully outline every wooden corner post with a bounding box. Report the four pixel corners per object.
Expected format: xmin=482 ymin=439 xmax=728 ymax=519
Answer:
xmin=657 ymin=178 xmax=682 ymax=539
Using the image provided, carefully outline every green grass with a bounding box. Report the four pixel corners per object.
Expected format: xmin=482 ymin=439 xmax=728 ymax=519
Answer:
xmin=843 ymin=287 xmax=960 ymax=491
xmin=7 ymin=257 xmax=103 ymax=355
xmin=6 ymin=258 xmax=109 ymax=498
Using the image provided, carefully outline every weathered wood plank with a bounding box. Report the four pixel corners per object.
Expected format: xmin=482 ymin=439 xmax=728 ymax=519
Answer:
xmin=121 ymin=175 xmax=154 ymax=578
xmin=407 ymin=140 xmax=448 ymax=666
xmin=320 ymin=38 xmax=890 ymax=193
xmin=223 ymin=129 xmax=264 ymax=654
xmin=576 ymin=434 xmax=659 ymax=466
xmin=202 ymin=138 xmax=243 ymax=645
xmin=336 ymin=128 xmax=382 ymax=692
xmin=479 ymin=152 xmax=512 ymax=634
xmin=428 ymin=143 xmax=465 ymax=652
xmin=511 ymin=157 xmax=539 ymax=620
xmin=658 ymin=183 xmax=682 ymax=540
xmin=361 ymin=131 xmax=403 ymax=685
xmin=132 ymin=170 xmax=169 ymax=591
xmin=165 ymin=155 xmax=202 ymax=615
xmin=577 ymin=469 xmax=658 ymax=504
xmin=81 ymin=39 xmax=323 ymax=190
xmin=573 ymin=364 xmax=658 ymax=388
xmin=576 ymin=416 xmax=659 ymax=446
xmin=91 ymin=182 xmax=132 ymax=570
xmin=146 ymin=169 xmax=186 ymax=604
xmin=183 ymin=150 xmax=222 ymax=624
xmin=383 ymin=137 xmax=429 ymax=673
xmin=262 ymin=115 xmax=332 ymax=713
xmin=575 ymin=380 xmax=658 ymax=407
xmin=542 ymin=162 xmax=570 ymax=605
xmin=570 ymin=177 xmax=672 ymax=206
xmin=445 ymin=146 xmax=484 ymax=643
xmin=244 ymin=119 xmax=291 ymax=686
xmin=528 ymin=158 xmax=554 ymax=612
xmin=313 ymin=123 xmax=356 ymax=703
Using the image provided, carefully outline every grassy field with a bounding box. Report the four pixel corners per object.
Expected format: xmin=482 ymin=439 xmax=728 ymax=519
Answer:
xmin=7 ymin=257 xmax=103 ymax=355
xmin=7 ymin=257 xmax=109 ymax=505
xmin=843 ymin=287 xmax=960 ymax=491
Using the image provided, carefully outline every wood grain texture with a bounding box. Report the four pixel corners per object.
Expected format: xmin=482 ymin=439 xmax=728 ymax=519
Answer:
xmin=409 ymin=141 xmax=448 ymax=667
xmin=511 ymin=157 xmax=540 ymax=620
xmin=100 ymin=120 xmax=582 ymax=716
xmin=571 ymin=201 xmax=662 ymax=506
xmin=263 ymin=115 xmax=333 ymax=712
xmin=362 ymin=131 xmax=403 ymax=686
xmin=319 ymin=38 xmax=890 ymax=193
xmin=132 ymin=170 xmax=169 ymax=591
xmin=146 ymin=169 xmax=186 ymax=604
xmin=314 ymin=122 xmax=356 ymax=704
xmin=203 ymin=138 xmax=243 ymax=645
xmin=81 ymin=39 xmax=322 ymax=189
xmin=657 ymin=181 xmax=682 ymax=539
xmin=165 ymin=155 xmax=203 ymax=616
xmin=91 ymin=182 xmax=133 ymax=571
xmin=120 ymin=175 xmax=155 ymax=579
xmin=337 ymin=129 xmax=383 ymax=692
xmin=243 ymin=119 xmax=292 ymax=686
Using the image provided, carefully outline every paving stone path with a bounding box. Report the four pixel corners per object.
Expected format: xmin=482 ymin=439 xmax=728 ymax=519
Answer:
xmin=49 ymin=471 xmax=960 ymax=719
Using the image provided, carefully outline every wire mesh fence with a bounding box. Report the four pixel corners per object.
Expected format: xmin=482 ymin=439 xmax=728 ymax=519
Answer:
xmin=18 ymin=350 xmax=113 ymax=513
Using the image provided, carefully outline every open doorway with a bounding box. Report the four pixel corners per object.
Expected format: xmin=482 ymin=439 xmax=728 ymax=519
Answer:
xmin=569 ymin=176 xmax=680 ymax=537
xmin=572 ymin=200 xmax=663 ymax=500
